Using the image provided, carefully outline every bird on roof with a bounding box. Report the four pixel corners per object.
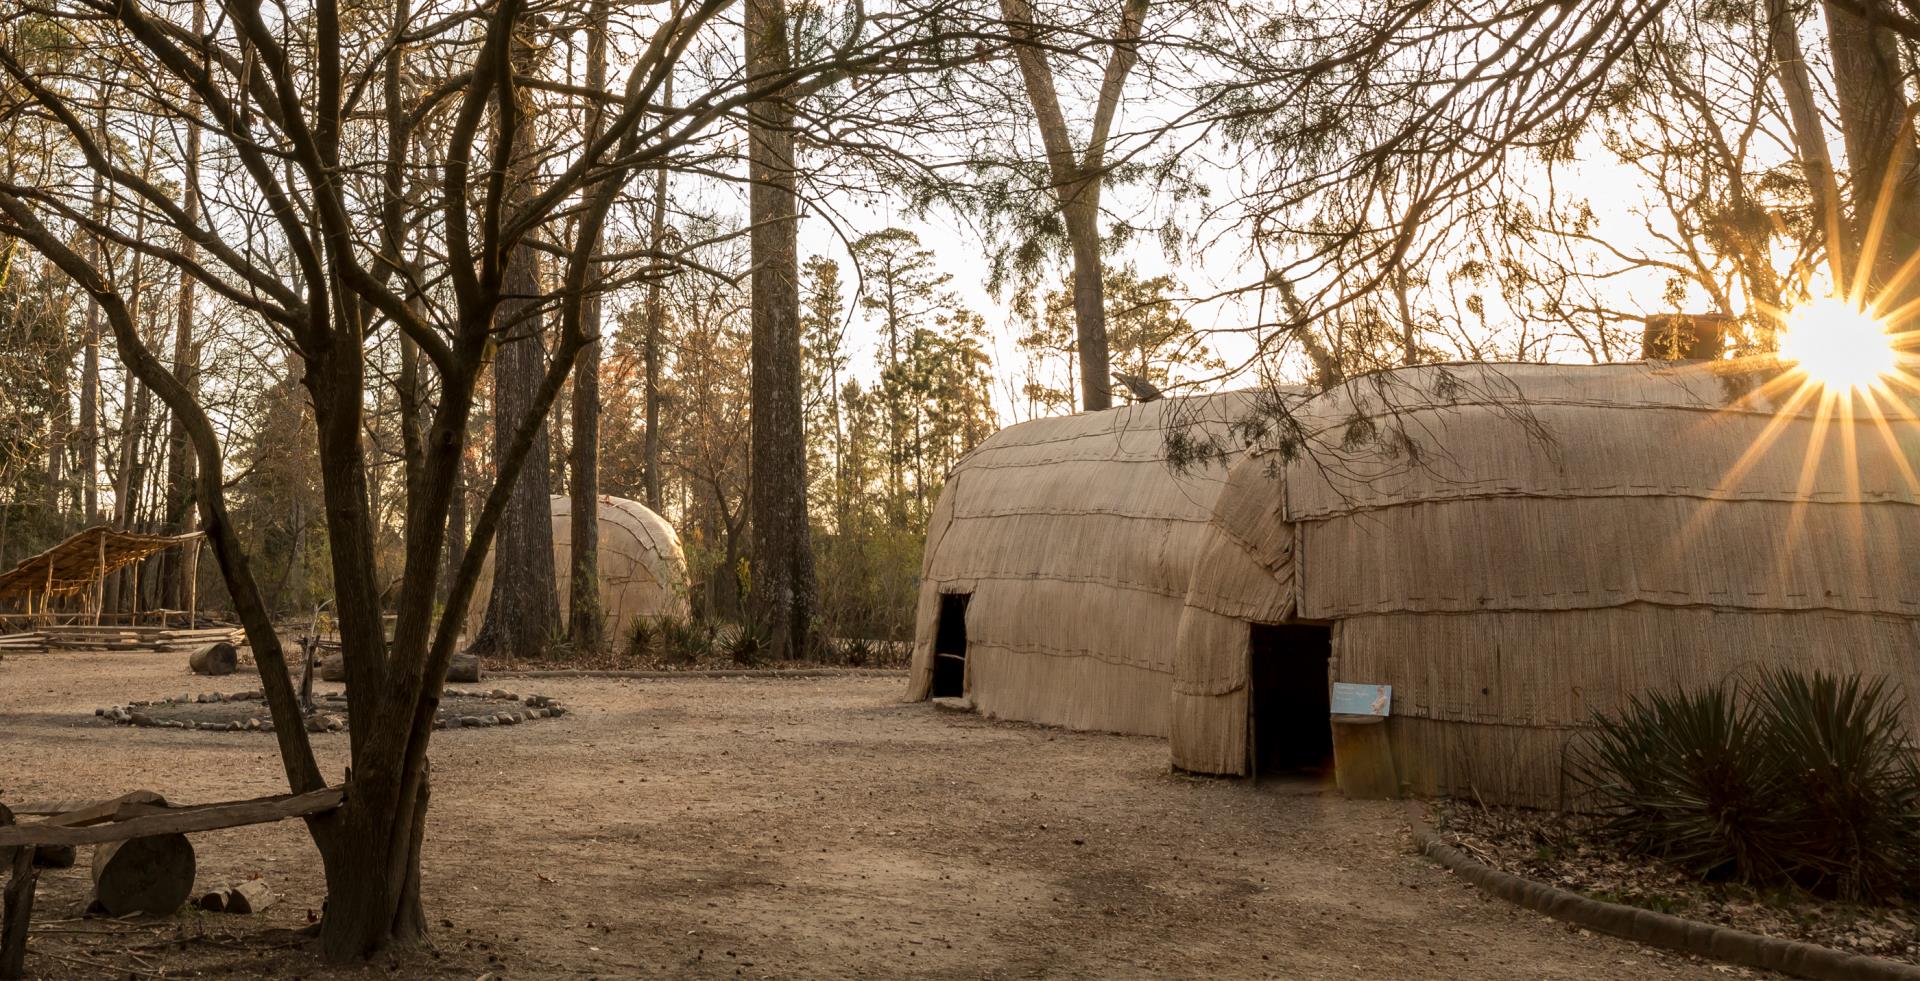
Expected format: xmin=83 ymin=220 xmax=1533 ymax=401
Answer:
xmin=1113 ymin=372 xmax=1164 ymax=402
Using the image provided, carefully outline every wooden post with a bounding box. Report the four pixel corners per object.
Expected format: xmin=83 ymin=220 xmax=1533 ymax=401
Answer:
xmin=92 ymin=530 xmax=105 ymax=626
xmin=1 ymin=820 xmax=36 ymax=979
xmin=184 ymin=539 xmax=199 ymax=630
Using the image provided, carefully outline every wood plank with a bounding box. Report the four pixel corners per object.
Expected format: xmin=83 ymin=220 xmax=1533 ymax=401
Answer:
xmin=0 ymin=787 xmax=345 ymax=848
xmin=24 ymin=791 xmax=166 ymax=826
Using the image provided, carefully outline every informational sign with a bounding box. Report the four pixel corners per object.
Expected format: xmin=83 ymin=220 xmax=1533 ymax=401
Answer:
xmin=1331 ymin=682 xmax=1392 ymax=721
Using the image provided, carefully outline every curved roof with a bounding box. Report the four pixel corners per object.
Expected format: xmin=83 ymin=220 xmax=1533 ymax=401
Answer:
xmin=910 ymin=391 xmax=1259 ymax=735
xmin=467 ymin=495 xmax=688 ymax=643
xmin=1171 ymin=361 xmax=1920 ymax=800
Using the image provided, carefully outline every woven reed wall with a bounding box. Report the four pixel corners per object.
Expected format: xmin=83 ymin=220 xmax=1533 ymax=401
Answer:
xmin=908 ymin=392 xmax=1255 ymax=735
xmin=466 ymin=495 xmax=690 ymax=643
xmin=1171 ymin=362 xmax=1920 ymax=807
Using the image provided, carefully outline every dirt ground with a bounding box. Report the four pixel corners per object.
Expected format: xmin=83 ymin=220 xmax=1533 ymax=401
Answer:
xmin=0 ymin=650 xmax=1761 ymax=979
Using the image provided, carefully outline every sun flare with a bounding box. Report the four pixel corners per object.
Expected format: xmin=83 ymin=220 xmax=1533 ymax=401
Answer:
xmin=1777 ymin=298 xmax=1900 ymax=393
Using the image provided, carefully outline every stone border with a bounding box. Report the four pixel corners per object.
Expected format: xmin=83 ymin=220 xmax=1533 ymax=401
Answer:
xmin=94 ymin=688 xmax=567 ymax=735
xmin=493 ymin=667 xmax=908 ymax=680
xmin=1404 ymin=802 xmax=1920 ymax=981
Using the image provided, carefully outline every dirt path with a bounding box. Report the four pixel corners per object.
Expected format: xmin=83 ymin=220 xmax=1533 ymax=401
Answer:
xmin=0 ymin=651 xmax=1753 ymax=979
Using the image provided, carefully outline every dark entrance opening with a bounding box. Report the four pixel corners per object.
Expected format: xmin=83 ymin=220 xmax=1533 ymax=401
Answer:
xmin=930 ymin=592 xmax=970 ymax=698
xmin=1247 ymin=622 xmax=1333 ymax=777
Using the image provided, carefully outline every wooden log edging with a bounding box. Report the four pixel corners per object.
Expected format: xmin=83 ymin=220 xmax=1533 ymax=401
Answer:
xmin=492 ymin=667 xmax=909 ymax=680
xmin=1403 ymin=802 xmax=1920 ymax=981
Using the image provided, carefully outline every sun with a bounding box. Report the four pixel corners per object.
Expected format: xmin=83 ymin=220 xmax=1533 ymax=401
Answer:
xmin=1776 ymin=297 xmax=1900 ymax=393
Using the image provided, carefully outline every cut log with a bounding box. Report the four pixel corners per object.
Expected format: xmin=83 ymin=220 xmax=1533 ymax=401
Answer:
xmin=188 ymin=642 xmax=237 ymax=676
xmin=195 ymin=887 xmax=229 ymax=913
xmin=90 ymin=834 xmax=196 ymax=916
xmin=226 ymin=879 xmax=274 ymax=914
xmin=318 ymin=653 xmax=345 ymax=683
xmin=446 ymin=653 xmax=481 ymax=684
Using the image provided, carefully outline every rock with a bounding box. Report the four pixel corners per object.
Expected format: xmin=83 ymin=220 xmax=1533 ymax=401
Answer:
xmin=130 ymin=713 xmax=154 ymax=727
xmin=318 ymin=653 xmax=345 ymax=683
xmin=245 ymin=718 xmax=261 ymax=731
xmin=488 ymin=689 xmax=509 ymax=700
xmin=548 ymin=705 xmax=566 ymax=718
xmin=496 ymin=714 xmax=517 ymax=725
xmin=459 ymin=716 xmax=483 ymax=727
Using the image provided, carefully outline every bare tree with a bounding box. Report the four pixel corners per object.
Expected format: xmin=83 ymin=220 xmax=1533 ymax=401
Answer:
xmin=999 ymin=0 xmax=1147 ymax=410
xmin=0 ymin=0 xmax=943 ymax=956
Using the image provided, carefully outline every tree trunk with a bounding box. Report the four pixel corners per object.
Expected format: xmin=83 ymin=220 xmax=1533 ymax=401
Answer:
xmin=567 ymin=0 xmax=611 ymax=652
xmin=1064 ymin=199 xmax=1110 ymax=410
xmin=160 ymin=0 xmax=204 ymax=612
xmin=745 ymin=0 xmax=816 ymax=659
xmin=1823 ymin=2 xmax=1920 ymax=306
xmin=470 ymin=25 xmax=559 ymax=661
xmin=641 ymin=78 xmax=672 ymax=515
xmin=46 ymin=257 xmax=69 ymax=529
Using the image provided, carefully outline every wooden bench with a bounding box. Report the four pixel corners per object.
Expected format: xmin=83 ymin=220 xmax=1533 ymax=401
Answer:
xmin=0 ymin=785 xmax=345 ymax=979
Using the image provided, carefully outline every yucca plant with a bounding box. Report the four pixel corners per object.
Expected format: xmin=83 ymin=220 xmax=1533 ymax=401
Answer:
xmin=1752 ymin=669 xmax=1920 ymax=902
xmin=626 ymin=616 xmax=661 ymax=659
xmin=1572 ymin=683 xmax=1788 ymax=883
xmin=721 ymin=620 xmax=768 ymax=666
xmin=655 ymin=617 xmax=714 ymax=665
xmin=838 ymin=637 xmax=875 ymax=667
xmin=1573 ymin=669 xmax=1920 ymax=902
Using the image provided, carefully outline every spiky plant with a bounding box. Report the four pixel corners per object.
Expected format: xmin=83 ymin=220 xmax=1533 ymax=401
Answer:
xmin=1752 ymin=669 xmax=1920 ymax=902
xmin=1571 ymin=683 xmax=1788 ymax=884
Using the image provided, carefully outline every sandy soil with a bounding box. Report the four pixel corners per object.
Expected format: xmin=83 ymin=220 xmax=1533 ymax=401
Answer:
xmin=0 ymin=650 xmax=1760 ymax=979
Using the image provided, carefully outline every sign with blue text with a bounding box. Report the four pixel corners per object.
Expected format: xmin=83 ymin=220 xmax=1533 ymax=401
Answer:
xmin=1331 ymin=682 xmax=1392 ymax=719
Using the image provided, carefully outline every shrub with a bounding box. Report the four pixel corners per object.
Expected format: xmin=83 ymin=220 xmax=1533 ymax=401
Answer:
xmin=1572 ymin=683 xmax=1787 ymax=884
xmin=647 ymin=617 xmax=713 ymax=665
xmin=1751 ymin=669 xmax=1920 ymax=902
xmin=720 ymin=620 xmax=767 ymax=666
xmin=626 ymin=616 xmax=661 ymax=658
xmin=838 ymin=636 xmax=875 ymax=668
xmin=1573 ymin=669 xmax=1920 ymax=902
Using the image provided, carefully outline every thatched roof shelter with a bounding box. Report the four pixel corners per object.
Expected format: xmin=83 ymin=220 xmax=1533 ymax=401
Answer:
xmin=1170 ymin=361 xmax=1920 ymax=807
xmin=907 ymin=391 xmax=1257 ymax=736
xmin=0 ymin=526 xmax=203 ymax=619
xmin=466 ymin=495 xmax=689 ymax=644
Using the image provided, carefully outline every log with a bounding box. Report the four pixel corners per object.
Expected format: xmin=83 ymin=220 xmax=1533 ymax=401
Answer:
xmin=0 ymin=787 xmax=346 ymax=849
xmin=195 ymin=887 xmax=228 ymax=913
xmin=446 ymin=653 xmax=481 ymax=684
xmin=89 ymin=834 xmax=196 ymax=916
xmin=226 ymin=879 xmax=274 ymax=914
xmin=188 ymin=642 xmax=237 ymax=676
xmin=318 ymin=653 xmax=345 ymax=683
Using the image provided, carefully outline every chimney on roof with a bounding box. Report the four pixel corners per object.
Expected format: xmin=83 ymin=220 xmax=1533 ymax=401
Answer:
xmin=1642 ymin=313 xmax=1731 ymax=361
